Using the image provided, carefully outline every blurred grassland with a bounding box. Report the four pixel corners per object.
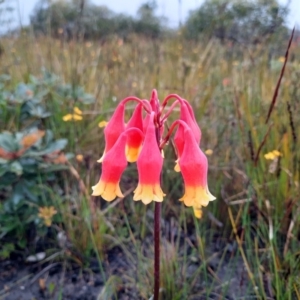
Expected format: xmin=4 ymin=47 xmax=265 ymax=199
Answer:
xmin=1 ymin=32 xmax=300 ymax=298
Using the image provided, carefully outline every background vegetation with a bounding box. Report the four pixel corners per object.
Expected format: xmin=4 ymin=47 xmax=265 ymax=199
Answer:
xmin=0 ymin=0 xmax=300 ymax=299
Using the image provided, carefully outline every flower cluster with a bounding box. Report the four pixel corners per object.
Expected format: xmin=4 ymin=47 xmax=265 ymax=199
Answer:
xmin=92 ymin=90 xmax=215 ymax=218
xmin=62 ymin=107 xmax=83 ymax=121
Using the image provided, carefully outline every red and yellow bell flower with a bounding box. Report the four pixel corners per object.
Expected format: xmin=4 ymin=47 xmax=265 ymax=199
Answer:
xmin=133 ymin=113 xmax=165 ymax=204
xmin=93 ymin=127 xmax=144 ymax=200
xmin=92 ymin=132 xmax=128 ymax=201
xmin=178 ymin=126 xmax=215 ymax=218
xmin=92 ymin=90 xmax=215 ymax=218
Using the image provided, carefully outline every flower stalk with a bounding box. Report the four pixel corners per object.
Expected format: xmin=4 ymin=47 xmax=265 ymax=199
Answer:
xmin=154 ymin=201 xmax=161 ymax=300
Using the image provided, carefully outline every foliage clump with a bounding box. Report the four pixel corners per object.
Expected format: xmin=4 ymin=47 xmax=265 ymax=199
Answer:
xmin=0 ymin=71 xmax=94 ymax=255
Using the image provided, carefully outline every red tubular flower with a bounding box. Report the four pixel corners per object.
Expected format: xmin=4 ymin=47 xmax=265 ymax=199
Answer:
xmin=174 ymin=101 xmax=201 ymax=172
xmin=98 ymin=102 xmax=125 ymax=163
xmin=133 ymin=113 xmax=165 ymax=204
xmin=178 ymin=127 xmax=215 ymax=218
xmin=182 ymin=100 xmax=201 ymax=142
xmin=92 ymin=132 xmax=128 ymax=201
xmin=125 ymin=103 xmax=144 ymax=162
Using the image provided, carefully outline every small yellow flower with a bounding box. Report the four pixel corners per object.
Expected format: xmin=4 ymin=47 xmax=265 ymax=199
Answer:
xmin=76 ymin=154 xmax=84 ymax=162
xmin=62 ymin=114 xmax=72 ymax=121
xmin=62 ymin=114 xmax=83 ymax=122
xmin=205 ymin=149 xmax=213 ymax=156
xmin=73 ymin=107 xmax=82 ymax=115
xmin=98 ymin=120 xmax=108 ymax=128
xmin=38 ymin=206 xmax=57 ymax=227
xmin=278 ymin=56 xmax=285 ymax=63
xmin=272 ymin=150 xmax=282 ymax=157
xmin=264 ymin=150 xmax=282 ymax=160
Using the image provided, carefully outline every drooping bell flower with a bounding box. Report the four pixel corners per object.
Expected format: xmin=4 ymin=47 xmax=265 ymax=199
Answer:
xmin=174 ymin=101 xmax=201 ymax=172
xmin=133 ymin=113 xmax=165 ymax=204
xmin=125 ymin=103 xmax=144 ymax=162
xmin=97 ymin=102 xmax=126 ymax=163
xmin=178 ymin=127 xmax=215 ymax=218
xmin=92 ymin=132 xmax=128 ymax=201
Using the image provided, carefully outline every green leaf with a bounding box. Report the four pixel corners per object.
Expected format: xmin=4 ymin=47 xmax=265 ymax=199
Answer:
xmin=10 ymin=161 xmax=23 ymax=176
xmin=0 ymin=243 xmax=15 ymax=259
xmin=0 ymin=158 xmax=8 ymax=164
xmin=17 ymin=239 xmax=27 ymax=249
xmin=0 ymin=132 xmax=20 ymax=152
xmin=11 ymin=190 xmax=23 ymax=206
xmin=25 ymin=139 xmax=68 ymax=157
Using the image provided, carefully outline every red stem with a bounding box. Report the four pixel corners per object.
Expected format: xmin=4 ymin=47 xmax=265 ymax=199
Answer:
xmin=160 ymin=119 xmax=189 ymax=150
xmin=121 ymin=96 xmax=151 ymax=113
xmin=160 ymin=100 xmax=180 ymax=123
xmin=154 ymin=93 xmax=161 ymax=300
xmin=154 ymin=201 xmax=161 ymax=300
xmin=158 ymin=94 xmax=184 ymax=122
xmin=161 ymin=93 xmax=184 ymax=107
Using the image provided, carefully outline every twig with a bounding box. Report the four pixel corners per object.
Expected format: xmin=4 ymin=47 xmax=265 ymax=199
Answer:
xmin=265 ymin=27 xmax=295 ymax=124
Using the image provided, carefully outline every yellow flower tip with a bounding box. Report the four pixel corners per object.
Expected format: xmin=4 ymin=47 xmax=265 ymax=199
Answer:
xmin=205 ymin=149 xmax=213 ymax=156
xmin=92 ymin=181 xmax=123 ymax=201
xmin=193 ymin=206 xmax=203 ymax=219
xmin=161 ymin=149 xmax=165 ymax=158
xmin=98 ymin=120 xmax=108 ymax=128
xmin=180 ymin=186 xmax=216 ymax=208
xmin=174 ymin=159 xmax=180 ymax=172
xmin=76 ymin=154 xmax=84 ymax=162
xmin=278 ymin=56 xmax=285 ymax=63
xmin=133 ymin=184 xmax=164 ymax=205
xmin=125 ymin=145 xmax=141 ymax=163
xmin=73 ymin=107 xmax=83 ymax=115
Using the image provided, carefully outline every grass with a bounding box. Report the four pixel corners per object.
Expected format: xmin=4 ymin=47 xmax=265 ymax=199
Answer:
xmin=1 ymin=31 xmax=300 ymax=299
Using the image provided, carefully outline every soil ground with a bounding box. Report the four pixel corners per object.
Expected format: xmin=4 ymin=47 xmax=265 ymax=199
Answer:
xmin=0 ymin=237 xmax=250 ymax=300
